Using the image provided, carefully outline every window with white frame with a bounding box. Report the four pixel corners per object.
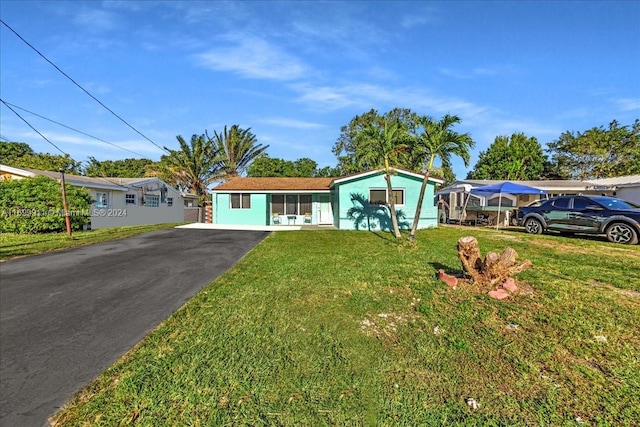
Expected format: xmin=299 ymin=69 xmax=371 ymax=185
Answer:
xmin=146 ymin=195 xmax=160 ymax=207
xmin=271 ymin=194 xmax=312 ymax=215
xmin=167 ymin=197 xmax=173 ymax=207
xmin=369 ymin=188 xmax=405 ymax=205
xmin=96 ymin=192 xmax=108 ymax=208
xmin=231 ymin=193 xmax=251 ymax=209
xmin=125 ymin=194 xmax=136 ymax=205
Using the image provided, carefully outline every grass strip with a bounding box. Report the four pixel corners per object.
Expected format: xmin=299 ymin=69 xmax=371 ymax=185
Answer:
xmin=0 ymin=223 xmax=180 ymax=261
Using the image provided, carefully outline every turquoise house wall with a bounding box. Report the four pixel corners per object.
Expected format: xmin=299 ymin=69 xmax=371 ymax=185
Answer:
xmin=213 ymin=192 xmax=328 ymax=225
xmin=214 ymin=193 xmax=269 ymax=225
xmin=335 ymin=171 xmax=438 ymax=231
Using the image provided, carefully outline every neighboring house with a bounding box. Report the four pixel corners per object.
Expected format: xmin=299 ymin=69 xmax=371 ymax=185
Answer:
xmin=588 ymin=175 xmax=640 ymax=205
xmin=211 ymin=168 xmax=444 ymax=231
xmin=1 ymin=164 xmax=186 ymax=229
xmin=437 ymin=176 xmax=640 ymax=223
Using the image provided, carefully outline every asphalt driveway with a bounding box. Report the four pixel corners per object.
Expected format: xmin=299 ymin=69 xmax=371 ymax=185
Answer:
xmin=0 ymin=228 xmax=269 ymax=426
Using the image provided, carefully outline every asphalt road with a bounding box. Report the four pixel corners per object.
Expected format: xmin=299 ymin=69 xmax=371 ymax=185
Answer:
xmin=0 ymin=228 xmax=268 ymax=426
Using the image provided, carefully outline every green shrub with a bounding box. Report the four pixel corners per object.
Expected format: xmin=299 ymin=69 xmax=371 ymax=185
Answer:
xmin=0 ymin=176 xmax=92 ymax=233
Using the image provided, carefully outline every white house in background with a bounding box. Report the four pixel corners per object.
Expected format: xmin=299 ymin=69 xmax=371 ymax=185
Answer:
xmin=1 ymin=164 xmax=187 ymax=229
xmin=436 ymin=176 xmax=640 ymax=224
xmin=588 ymin=175 xmax=640 ymax=205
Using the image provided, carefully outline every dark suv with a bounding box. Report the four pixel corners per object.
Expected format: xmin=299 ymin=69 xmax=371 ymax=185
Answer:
xmin=517 ymin=195 xmax=640 ymax=245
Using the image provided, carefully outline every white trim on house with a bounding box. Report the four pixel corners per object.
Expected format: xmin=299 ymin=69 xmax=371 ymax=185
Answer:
xmin=331 ymin=168 xmax=444 ymax=185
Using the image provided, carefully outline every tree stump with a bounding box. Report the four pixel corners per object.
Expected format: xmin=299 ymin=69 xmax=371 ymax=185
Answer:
xmin=457 ymin=236 xmax=532 ymax=286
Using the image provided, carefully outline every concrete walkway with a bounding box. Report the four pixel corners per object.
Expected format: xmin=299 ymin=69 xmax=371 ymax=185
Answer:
xmin=0 ymin=228 xmax=268 ymax=426
xmin=177 ymin=223 xmax=302 ymax=231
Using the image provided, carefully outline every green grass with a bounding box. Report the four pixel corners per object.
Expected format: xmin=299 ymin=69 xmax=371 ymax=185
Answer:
xmin=0 ymin=223 xmax=180 ymax=260
xmin=50 ymin=227 xmax=640 ymax=426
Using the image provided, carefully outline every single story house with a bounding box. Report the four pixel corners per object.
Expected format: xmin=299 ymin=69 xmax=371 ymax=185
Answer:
xmin=1 ymin=164 xmax=186 ymax=229
xmin=211 ymin=168 xmax=444 ymax=230
xmin=436 ymin=176 xmax=640 ymax=224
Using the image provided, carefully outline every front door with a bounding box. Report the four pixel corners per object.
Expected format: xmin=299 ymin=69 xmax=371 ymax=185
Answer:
xmin=318 ymin=195 xmax=333 ymax=224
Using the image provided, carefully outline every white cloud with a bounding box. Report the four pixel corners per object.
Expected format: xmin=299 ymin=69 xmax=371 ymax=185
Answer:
xmin=400 ymin=15 xmax=430 ymax=29
xmin=613 ymin=98 xmax=640 ymax=111
xmin=73 ymin=8 xmax=119 ymax=32
xmin=258 ymin=118 xmax=325 ymax=129
xmin=439 ymin=66 xmax=507 ymax=79
xmin=196 ymin=36 xmax=307 ymax=81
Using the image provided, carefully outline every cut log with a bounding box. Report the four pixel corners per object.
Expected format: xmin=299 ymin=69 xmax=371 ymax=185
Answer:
xmin=457 ymin=236 xmax=532 ymax=287
xmin=457 ymin=236 xmax=483 ymax=283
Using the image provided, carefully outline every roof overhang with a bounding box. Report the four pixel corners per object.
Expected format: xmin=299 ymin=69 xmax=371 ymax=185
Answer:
xmin=331 ymin=168 xmax=443 ymax=185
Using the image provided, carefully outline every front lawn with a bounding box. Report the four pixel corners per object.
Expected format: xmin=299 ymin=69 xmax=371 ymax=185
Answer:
xmin=51 ymin=227 xmax=640 ymax=426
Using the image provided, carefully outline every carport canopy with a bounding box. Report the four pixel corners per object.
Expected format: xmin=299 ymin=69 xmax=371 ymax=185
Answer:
xmin=470 ymin=181 xmax=547 ymax=229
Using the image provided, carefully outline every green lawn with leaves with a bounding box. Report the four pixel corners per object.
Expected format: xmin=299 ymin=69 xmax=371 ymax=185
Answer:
xmin=0 ymin=223 xmax=180 ymax=261
xmin=50 ymin=227 xmax=639 ymax=426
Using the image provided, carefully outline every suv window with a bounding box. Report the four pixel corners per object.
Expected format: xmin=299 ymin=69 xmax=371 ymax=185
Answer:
xmin=551 ymin=197 xmax=570 ymax=209
xmin=572 ymin=198 xmax=589 ymax=210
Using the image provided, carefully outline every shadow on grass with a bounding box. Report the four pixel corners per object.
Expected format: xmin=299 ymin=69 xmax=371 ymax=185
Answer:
xmin=428 ymin=261 xmax=463 ymax=278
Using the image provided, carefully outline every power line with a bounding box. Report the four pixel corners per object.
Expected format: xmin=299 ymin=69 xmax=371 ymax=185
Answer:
xmin=1 ymin=99 xmax=68 ymax=156
xmin=1 ymin=100 xmax=148 ymax=158
xmin=0 ymin=19 xmax=168 ymax=153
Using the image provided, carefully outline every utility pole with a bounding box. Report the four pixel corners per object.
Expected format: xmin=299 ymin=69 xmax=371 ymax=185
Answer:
xmin=59 ymin=169 xmax=72 ymax=238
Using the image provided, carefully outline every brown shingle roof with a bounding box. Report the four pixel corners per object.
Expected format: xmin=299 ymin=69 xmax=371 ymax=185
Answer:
xmin=213 ymin=177 xmax=334 ymax=191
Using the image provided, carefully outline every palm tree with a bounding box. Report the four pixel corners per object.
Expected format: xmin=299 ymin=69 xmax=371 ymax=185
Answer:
xmin=355 ymin=119 xmax=411 ymax=239
xmin=209 ymin=125 xmax=268 ymax=180
xmin=154 ymin=134 xmax=221 ymax=200
xmin=407 ymin=114 xmax=474 ymax=242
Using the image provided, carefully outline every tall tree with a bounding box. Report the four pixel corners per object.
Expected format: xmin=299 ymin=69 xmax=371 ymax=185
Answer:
xmin=0 ymin=142 xmax=82 ymax=174
xmin=84 ymin=157 xmax=154 ymax=178
xmin=247 ymin=156 xmax=341 ymax=177
xmin=546 ymin=120 xmax=640 ymax=180
xmin=0 ymin=141 xmax=34 ymax=162
xmin=355 ymin=118 xmax=411 ymax=239
xmin=247 ymin=156 xmax=296 ymax=177
xmin=467 ymin=133 xmax=546 ymax=180
xmin=209 ymin=125 xmax=268 ymax=180
xmin=333 ymin=108 xmax=419 ymax=174
xmin=407 ymin=115 xmax=473 ymax=242
xmin=150 ymin=134 xmax=221 ymax=199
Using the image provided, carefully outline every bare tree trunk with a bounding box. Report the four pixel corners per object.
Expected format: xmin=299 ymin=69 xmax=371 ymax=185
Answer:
xmin=385 ymin=171 xmax=402 ymax=239
xmin=457 ymin=236 xmax=532 ymax=286
xmin=407 ymin=170 xmax=431 ymax=242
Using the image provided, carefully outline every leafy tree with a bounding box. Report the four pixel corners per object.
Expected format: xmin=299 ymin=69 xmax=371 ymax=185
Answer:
xmin=0 ymin=142 xmax=82 ymax=173
xmin=209 ymin=125 xmax=268 ymax=180
xmin=247 ymin=156 xmax=295 ymax=177
xmin=546 ymin=120 xmax=640 ymax=180
xmin=247 ymin=156 xmax=341 ymax=177
xmin=0 ymin=175 xmax=92 ymax=233
xmin=84 ymin=157 xmax=155 ymax=178
xmin=333 ymin=108 xmax=419 ymax=174
xmin=354 ymin=118 xmax=411 ymax=239
xmin=0 ymin=141 xmax=34 ymax=162
xmin=431 ymin=165 xmax=456 ymax=185
xmin=292 ymin=158 xmax=319 ymax=177
xmin=150 ymin=134 xmax=220 ymax=200
xmin=407 ymin=115 xmax=473 ymax=242
xmin=467 ymin=133 xmax=546 ymax=180
xmin=314 ymin=165 xmax=342 ymax=178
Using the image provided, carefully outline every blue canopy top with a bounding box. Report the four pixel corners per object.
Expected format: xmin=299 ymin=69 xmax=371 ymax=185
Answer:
xmin=470 ymin=181 xmax=547 ymax=195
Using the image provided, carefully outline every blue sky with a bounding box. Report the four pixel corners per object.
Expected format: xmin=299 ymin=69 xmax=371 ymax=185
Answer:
xmin=1 ymin=0 xmax=639 ymax=178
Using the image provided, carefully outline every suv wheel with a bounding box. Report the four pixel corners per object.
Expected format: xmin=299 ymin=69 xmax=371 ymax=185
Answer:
xmin=606 ymin=222 xmax=639 ymax=245
xmin=524 ymin=218 xmax=543 ymax=234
